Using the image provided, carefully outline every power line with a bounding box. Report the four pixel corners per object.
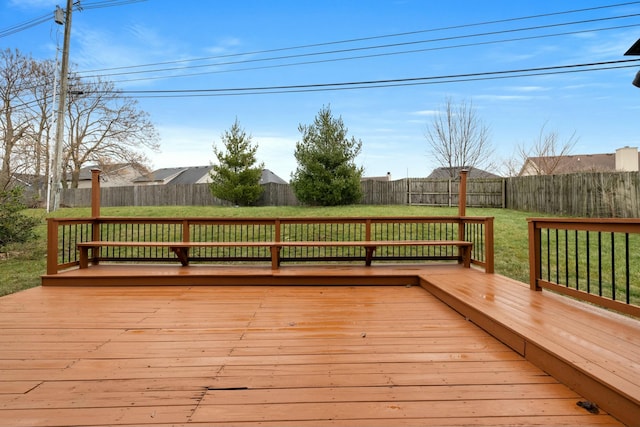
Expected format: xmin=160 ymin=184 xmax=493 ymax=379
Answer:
xmin=0 ymin=14 xmax=51 ymax=38
xmin=9 ymin=58 xmax=640 ymax=115
xmin=103 ymin=22 xmax=640 ymax=85
xmin=84 ymin=59 xmax=640 ymax=98
xmin=0 ymin=0 xmax=147 ymax=39
xmin=77 ymin=12 xmax=640 ymax=82
xmin=78 ymin=1 xmax=640 ymax=74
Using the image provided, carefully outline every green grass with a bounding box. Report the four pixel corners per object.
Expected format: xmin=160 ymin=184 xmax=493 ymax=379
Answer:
xmin=1 ymin=205 xmax=543 ymax=297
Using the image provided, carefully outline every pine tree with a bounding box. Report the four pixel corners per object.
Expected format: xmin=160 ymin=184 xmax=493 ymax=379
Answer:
xmin=209 ymin=119 xmax=264 ymax=206
xmin=291 ymin=106 xmax=363 ymax=206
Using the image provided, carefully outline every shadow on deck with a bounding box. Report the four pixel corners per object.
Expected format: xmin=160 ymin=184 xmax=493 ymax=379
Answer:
xmin=1 ymin=263 xmax=637 ymax=425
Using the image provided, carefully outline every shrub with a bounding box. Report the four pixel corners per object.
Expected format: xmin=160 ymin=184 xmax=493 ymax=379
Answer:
xmin=0 ymin=187 xmax=40 ymax=252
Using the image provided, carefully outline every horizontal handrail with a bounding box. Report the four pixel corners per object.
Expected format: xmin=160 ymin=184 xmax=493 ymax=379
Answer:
xmin=528 ymin=217 xmax=640 ymax=317
xmin=47 ymin=216 xmax=494 ymax=274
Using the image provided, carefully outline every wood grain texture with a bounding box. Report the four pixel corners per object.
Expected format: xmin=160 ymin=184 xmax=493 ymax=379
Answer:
xmin=0 ymin=283 xmax=623 ymax=426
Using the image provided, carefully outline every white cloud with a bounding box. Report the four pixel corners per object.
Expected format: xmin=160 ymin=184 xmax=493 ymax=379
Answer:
xmin=411 ymin=110 xmax=439 ymax=116
xmin=205 ymin=37 xmax=242 ymax=55
xmin=507 ymin=86 xmax=549 ymax=92
xmin=9 ymin=0 xmax=56 ymax=8
xmin=73 ymin=22 xmax=189 ymax=75
xmin=475 ymin=94 xmax=539 ymax=101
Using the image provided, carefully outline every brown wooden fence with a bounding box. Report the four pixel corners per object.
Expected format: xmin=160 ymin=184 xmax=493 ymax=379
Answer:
xmin=60 ymin=172 xmax=640 ymax=217
xmin=506 ymin=172 xmax=640 ymax=217
xmin=61 ymin=179 xmax=505 ymax=209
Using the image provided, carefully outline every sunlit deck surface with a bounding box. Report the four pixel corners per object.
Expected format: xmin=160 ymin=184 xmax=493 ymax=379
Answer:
xmin=2 ymin=264 xmax=639 ymax=426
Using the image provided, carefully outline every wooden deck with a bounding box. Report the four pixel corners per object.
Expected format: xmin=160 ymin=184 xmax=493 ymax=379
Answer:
xmin=1 ymin=264 xmax=638 ymax=426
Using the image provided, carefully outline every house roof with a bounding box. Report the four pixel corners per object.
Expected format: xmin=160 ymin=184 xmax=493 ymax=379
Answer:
xmin=260 ymin=169 xmax=288 ymax=184
xmin=77 ymin=163 xmax=147 ymax=181
xmin=520 ymin=153 xmax=616 ymax=175
xmin=133 ymin=167 xmax=186 ymax=183
xmin=135 ymin=166 xmax=287 ymax=185
xmin=427 ymin=167 xmax=501 ymax=179
xmin=168 ymin=166 xmax=213 ymax=185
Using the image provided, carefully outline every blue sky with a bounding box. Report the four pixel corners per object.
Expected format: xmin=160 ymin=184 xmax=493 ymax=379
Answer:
xmin=2 ymin=0 xmax=640 ymax=181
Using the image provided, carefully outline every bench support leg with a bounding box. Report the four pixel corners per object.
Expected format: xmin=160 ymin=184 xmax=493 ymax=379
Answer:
xmin=78 ymin=245 xmax=100 ymax=268
xmin=79 ymin=247 xmax=91 ymax=269
xmin=364 ymin=246 xmax=376 ymax=266
xmin=171 ymin=247 xmax=190 ymax=266
xmin=271 ymin=246 xmax=281 ymax=270
xmin=462 ymin=246 xmax=471 ymax=268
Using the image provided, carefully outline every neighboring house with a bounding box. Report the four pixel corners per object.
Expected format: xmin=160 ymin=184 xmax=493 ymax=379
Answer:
xmin=519 ymin=146 xmax=639 ymax=176
xmin=133 ymin=166 xmax=212 ymax=186
xmin=134 ymin=166 xmax=287 ymax=185
xmin=71 ymin=164 xmax=147 ymax=188
xmin=260 ymin=169 xmax=288 ymax=184
xmin=427 ymin=166 xmax=501 ymax=179
xmin=361 ymin=172 xmax=392 ymax=182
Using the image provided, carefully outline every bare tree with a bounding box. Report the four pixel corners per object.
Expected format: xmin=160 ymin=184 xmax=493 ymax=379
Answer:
xmin=23 ymin=59 xmax=56 ymax=195
xmin=425 ymin=97 xmax=493 ymax=178
xmin=62 ymin=75 xmax=160 ymax=188
xmin=1 ymin=51 xmax=160 ymax=194
xmin=514 ymin=122 xmax=578 ymax=176
xmin=0 ymin=49 xmax=37 ymax=189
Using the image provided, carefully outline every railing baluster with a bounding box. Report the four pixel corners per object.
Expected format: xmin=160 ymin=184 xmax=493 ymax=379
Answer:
xmin=586 ymin=231 xmax=591 ymax=294
xmin=598 ymin=232 xmax=603 ymax=297
xmin=611 ymin=232 xmax=616 ymax=301
xmin=574 ymin=230 xmax=579 ymax=290
xmin=626 ymin=233 xmax=630 ymax=304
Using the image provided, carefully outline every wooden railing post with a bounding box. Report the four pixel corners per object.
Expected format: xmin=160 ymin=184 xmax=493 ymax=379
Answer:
xmin=182 ymin=219 xmax=190 ymax=242
xmin=46 ymin=218 xmax=59 ymax=275
xmin=365 ymin=219 xmax=372 ymax=241
xmin=484 ymin=217 xmax=494 ymax=274
xmin=458 ymin=169 xmax=468 ymax=217
xmin=274 ymin=219 xmax=281 ymax=242
xmin=528 ymin=219 xmax=542 ymax=291
xmin=88 ymin=169 xmax=100 ymax=264
xmin=91 ymin=169 xmax=101 ymax=218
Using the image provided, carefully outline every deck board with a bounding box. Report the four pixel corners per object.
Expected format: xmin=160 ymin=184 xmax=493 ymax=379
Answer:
xmin=0 ymin=280 xmax=626 ymax=427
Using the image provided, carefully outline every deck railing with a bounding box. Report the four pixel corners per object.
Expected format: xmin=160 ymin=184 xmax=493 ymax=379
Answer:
xmin=528 ymin=218 xmax=640 ymax=317
xmin=47 ymin=216 xmax=494 ymax=274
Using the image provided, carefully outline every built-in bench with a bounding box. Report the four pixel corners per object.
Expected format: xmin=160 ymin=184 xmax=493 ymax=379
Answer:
xmin=420 ymin=268 xmax=640 ymax=426
xmin=77 ymin=240 xmax=472 ymax=270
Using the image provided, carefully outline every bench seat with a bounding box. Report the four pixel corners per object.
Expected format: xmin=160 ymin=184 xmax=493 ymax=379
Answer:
xmin=77 ymin=240 xmax=472 ymax=270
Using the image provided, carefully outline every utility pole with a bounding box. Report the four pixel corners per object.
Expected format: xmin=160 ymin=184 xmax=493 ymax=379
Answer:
xmin=49 ymin=0 xmax=73 ymax=212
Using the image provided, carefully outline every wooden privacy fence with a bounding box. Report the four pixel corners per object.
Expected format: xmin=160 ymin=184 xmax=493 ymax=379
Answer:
xmin=46 ymin=216 xmax=495 ymax=274
xmin=59 ymin=172 xmax=640 ymax=217
xmin=507 ymin=172 xmax=640 ymax=217
xmin=60 ymin=179 xmax=506 ymax=208
xmin=406 ymin=178 xmax=505 ymax=207
xmin=528 ymin=217 xmax=640 ymax=317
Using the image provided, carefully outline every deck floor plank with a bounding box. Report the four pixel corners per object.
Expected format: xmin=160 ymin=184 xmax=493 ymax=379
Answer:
xmin=0 ymin=280 xmax=625 ymax=427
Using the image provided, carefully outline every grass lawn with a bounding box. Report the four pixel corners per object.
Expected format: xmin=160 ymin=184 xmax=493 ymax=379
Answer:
xmin=1 ymin=205 xmax=540 ymax=297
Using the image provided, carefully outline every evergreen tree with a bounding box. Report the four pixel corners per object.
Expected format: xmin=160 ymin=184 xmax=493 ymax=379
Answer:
xmin=0 ymin=187 xmax=40 ymax=252
xmin=209 ymin=119 xmax=264 ymax=206
xmin=291 ymin=106 xmax=363 ymax=206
